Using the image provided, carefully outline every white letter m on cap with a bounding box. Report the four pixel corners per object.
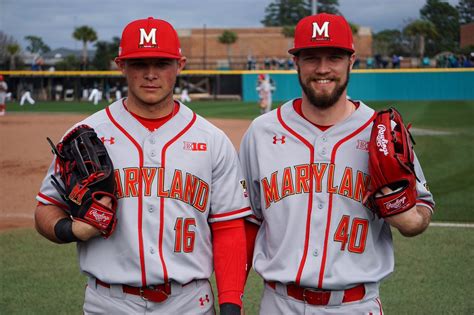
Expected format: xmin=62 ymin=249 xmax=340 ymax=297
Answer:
xmin=312 ymin=22 xmax=329 ymax=38
xmin=139 ymin=28 xmax=157 ymax=45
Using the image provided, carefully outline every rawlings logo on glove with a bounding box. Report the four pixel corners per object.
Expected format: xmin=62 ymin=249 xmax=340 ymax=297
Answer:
xmin=365 ymin=108 xmax=418 ymax=218
xmin=376 ymin=125 xmax=389 ymax=156
xmin=47 ymin=125 xmax=118 ymax=237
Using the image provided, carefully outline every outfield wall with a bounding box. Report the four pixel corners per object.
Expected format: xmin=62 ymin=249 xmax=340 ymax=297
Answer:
xmin=1 ymin=69 xmax=473 ymax=101
xmin=243 ymin=69 xmax=474 ymax=102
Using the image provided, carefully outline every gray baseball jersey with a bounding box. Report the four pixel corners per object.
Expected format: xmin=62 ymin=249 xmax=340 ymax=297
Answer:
xmin=239 ymin=99 xmax=434 ymax=290
xmin=37 ymin=100 xmax=252 ymax=287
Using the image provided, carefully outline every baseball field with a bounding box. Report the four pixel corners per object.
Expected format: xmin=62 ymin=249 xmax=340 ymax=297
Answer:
xmin=1 ymin=100 xmax=473 ymax=314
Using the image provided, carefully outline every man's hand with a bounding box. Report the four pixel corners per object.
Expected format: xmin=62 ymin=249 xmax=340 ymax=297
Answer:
xmin=220 ymin=303 xmax=241 ymax=315
xmin=384 ymin=206 xmax=431 ymax=237
xmin=71 ymin=196 xmax=113 ymax=241
xmin=376 ymin=186 xmax=431 ymax=236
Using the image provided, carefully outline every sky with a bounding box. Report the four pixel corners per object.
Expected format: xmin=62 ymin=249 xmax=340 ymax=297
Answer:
xmin=0 ymin=0 xmax=460 ymax=51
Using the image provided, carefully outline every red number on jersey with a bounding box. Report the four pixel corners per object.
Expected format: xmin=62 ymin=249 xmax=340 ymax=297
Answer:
xmin=334 ymin=216 xmax=369 ymax=254
xmin=174 ymin=217 xmax=196 ymax=253
xmin=348 ymin=218 xmax=369 ymax=254
xmin=334 ymin=215 xmax=350 ymax=251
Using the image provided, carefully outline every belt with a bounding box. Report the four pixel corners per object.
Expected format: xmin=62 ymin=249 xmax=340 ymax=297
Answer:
xmin=267 ymin=281 xmax=365 ymax=306
xmin=96 ymin=279 xmax=171 ymax=303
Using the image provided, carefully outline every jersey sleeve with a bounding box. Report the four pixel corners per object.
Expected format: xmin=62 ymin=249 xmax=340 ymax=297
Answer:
xmin=36 ymin=157 xmax=68 ymax=210
xmin=207 ymin=131 xmax=252 ymax=223
xmin=413 ymin=152 xmax=435 ymax=213
xmin=238 ymin=124 xmax=264 ymax=226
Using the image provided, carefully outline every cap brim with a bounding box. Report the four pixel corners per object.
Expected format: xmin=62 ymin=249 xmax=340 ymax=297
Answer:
xmin=288 ymin=45 xmax=355 ymax=55
xmin=116 ymin=50 xmax=182 ymax=60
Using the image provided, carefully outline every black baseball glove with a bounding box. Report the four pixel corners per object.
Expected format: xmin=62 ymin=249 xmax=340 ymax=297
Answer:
xmin=47 ymin=125 xmax=118 ymax=237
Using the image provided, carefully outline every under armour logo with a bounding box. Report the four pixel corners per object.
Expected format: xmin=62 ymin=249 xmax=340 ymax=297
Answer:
xmin=273 ymin=135 xmax=286 ymax=144
xmin=199 ymin=294 xmax=210 ymax=306
xmin=101 ymin=137 xmax=115 ymax=145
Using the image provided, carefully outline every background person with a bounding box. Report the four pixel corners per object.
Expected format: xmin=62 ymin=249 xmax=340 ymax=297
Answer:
xmin=0 ymin=75 xmax=8 ymax=116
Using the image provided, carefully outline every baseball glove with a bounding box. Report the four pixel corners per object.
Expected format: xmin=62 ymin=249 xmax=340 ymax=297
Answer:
xmin=365 ymin=108 xmax=418 ymax=218
xmin=47 ymin=125 xmax=118 ymax=237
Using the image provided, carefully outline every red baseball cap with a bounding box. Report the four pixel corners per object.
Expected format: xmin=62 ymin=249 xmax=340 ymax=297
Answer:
xmin=288 ymin=13 xmax=354 ymax=55
xmin=116 ymin=17 xmax=182 ymax=60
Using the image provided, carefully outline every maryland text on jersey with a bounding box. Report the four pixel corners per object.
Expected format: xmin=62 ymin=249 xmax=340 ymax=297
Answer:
xmin=261 ymin=162 xmax=370 ymax=209
xmin=114 ymin=167 xmax=209 ymax=212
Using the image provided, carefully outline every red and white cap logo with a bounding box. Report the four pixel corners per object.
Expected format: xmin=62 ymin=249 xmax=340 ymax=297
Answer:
xmin=289 ymin=13 xmax=355 ymax=55
xmin=116 ymin=17 xmax=182 ymax=60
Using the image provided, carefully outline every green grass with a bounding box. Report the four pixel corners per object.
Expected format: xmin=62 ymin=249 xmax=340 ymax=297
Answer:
xmin=382 ymin=227 xmax=474 ymax=315
xmin=6 ymin=100 xmax=263 ymax=119
xmin=7 ymin=100 xmax=474 ymax=132
xmin=367 ymin=101 xmax=474 ymax=134
xmin=1 ymin=228 xmax=473 ymax=314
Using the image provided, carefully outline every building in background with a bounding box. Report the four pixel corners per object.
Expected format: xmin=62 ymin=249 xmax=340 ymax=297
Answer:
xmin=460 ymin=22 xmax=474 ymax=49
xmin=177 ymin=26 xmax=372 ymax=70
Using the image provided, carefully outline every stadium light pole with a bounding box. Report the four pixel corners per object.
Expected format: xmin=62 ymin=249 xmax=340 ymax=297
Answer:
xmin=312 ymin=0 xmax=318 ymax=14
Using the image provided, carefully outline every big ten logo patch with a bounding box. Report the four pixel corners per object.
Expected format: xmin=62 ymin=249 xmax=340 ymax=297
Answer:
xmin=183 ymin=141 xmax=207 ymax=152
xmin=356 ymin=139 xmax=369 ymax=151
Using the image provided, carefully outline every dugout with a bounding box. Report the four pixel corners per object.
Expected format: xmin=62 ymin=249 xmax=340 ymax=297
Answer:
xmin=0 ymin=71 xmax=127 ymax=102
xmin=1 ymin=70 xmax=244 ymax=102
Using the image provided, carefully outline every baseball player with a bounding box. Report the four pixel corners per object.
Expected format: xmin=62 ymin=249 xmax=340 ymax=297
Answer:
xmin=88 ymin=85 xmax=101 ymax=105
xmin=20 ymin=87 xmax=36 ymax=106
xmin=240 ymin=13 xmax=435 ymax=314
xmin=256 ymin=74 xmax=275 ymax=115
xmin=35 ymin=17 xmax=251 ymax=315
xmin=114 ymin=83 xmax=122 ymax=101
xmin=180 ymin=86 xmax=192 ymax=103
xmin=0 ymin=75 xmax=7 ymax=116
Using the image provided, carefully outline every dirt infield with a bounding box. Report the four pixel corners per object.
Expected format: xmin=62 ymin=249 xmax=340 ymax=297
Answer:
xmin=0 ymin=113 xmax=251 ymax=231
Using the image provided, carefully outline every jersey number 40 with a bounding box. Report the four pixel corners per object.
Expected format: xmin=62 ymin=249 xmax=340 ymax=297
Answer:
xmin=333 ymin=215 xmax=369 ymax=254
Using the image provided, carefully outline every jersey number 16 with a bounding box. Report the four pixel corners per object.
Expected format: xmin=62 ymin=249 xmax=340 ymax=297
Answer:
xmin=174 ymin=217 xmax=196 ymax=253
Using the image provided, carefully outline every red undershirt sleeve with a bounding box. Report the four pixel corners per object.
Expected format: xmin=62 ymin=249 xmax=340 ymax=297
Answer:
xmin=211 ymin=218 xmax=246 ymax=307
xmin=244 ymin=220 xmax=259 ymax=279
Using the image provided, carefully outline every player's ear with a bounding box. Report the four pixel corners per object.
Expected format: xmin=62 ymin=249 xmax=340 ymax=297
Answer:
xmin=115 ymin=58 xmax=126 ymax=74
xmin=293 ymin=55 xmax=300 ymax=71
xmin=177 ymin=57 xmax=187 ymax=74
xmin=349 ymin=53 xmax=356 ymax=70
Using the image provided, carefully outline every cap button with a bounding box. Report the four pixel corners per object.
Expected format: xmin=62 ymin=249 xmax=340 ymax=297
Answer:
xmin=148 ymin=16 xmax=154 ymax=20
